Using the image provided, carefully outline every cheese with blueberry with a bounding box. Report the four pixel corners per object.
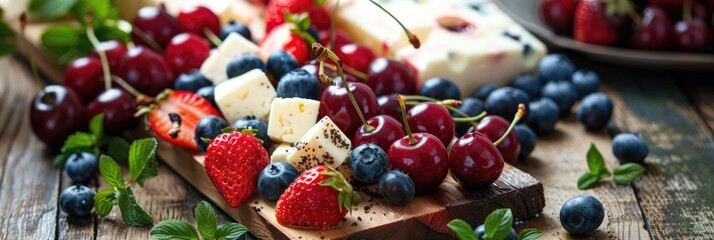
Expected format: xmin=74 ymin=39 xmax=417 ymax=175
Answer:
xmin=214 ymin=69 xmax=276 ymax=123
xmin=286 ymin=116 xmax=352 ymax=172
xmin=267 ymin=98 xmax=321 ymax=143
xmin=270 ymin=143 xmax=295 ymax=163
xmin=200 ymin=32 xmax=259 ymax=84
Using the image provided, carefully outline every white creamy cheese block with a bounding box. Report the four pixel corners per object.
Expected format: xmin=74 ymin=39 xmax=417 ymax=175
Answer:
xmin=270 ymin=143 xmax=295 ymax=163
xmin=214 ymin=69 xmax=276 ymax=123
xmin=200 ymin=33 xmax=259 ymax=84
xmin=286 ymin=116 xmax=352 ymax=172
xmin=267 ymin=98 xmax=321 ymax=143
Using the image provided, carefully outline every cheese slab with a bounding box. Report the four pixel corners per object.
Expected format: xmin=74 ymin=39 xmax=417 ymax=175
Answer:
xmin=270 ymin=143 xmax=295 ymax=163
xmin=200 ymin=32 xmax=259 ymax=84
xmin=267 ymin=98 xmax=321 ymax=143
xmin=286 ymin=116 xmax=352 ymax=172
xmin=214 ymin=69 xmax=276 ymax=123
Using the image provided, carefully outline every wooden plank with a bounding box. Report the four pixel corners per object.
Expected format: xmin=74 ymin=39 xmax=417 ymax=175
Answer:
xmin=679 ymin=75 xmax=714 ymax=136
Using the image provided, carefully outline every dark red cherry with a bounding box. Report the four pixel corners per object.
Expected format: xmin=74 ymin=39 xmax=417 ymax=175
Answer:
xmin=132 ymin=6 xmax=182 ymax=48
xmin=353 ymin=115 xmax=405 ymax=152
xmin=118 ymin=46 xmax=174 ymax=96
xmin=673 ymin=19 xmax=712 ymax=52
xmin=449 ymin=131 xmax=504 ymax=189
xmin=377 ymin=94 xmax=411 ymax=121
xmin=87 ymin=88 xmax=138 ymax=133
xmin=64 ymin=57 xmax=104 ymax=103
xmin=631 ymin=6 xmax=672 ymax=50
xmin=177 ymin=6 xmax=221 ymax=38
xmin=319 ymin=82 xmax=378 ymax=137
xmin=30 ymin=85 xmax=87 ymax=147
xmin=89 ymin=40 xmax=128 ymax=73
xmin=366 ymin=58 xmax=416 ymax=95
xmin=334 ymin=43 xmax=375 ymax=74
xmin=473 ymin=116 xmax=521 ymax=165
xmin=388 ymin=133 xmax=449 ymax=193
xmin=407 ymin=102 xmax=455 ymax=146
xmin=539 ymin=0 xmax=577 ymax=35
xmin=164 ymin=33 xmax=211 ymax=76
xmin=318 ymin=30 xmax=352 ymax=49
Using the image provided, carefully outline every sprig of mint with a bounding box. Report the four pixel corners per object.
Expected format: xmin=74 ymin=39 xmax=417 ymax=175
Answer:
xmin=150 ymin=201 xmax=248 ymax=240
xmin=0 ymin=8 xmax=17 ymax=57
xmin=577 ymin=143 xmax=645 ymax=190
xmin=447 ymin=209 xmax=544 ymax=240
xmin=53 ymin=113 xmax=132 ymax=167
xmin=93 ymin=138 xmax=159 ymax=227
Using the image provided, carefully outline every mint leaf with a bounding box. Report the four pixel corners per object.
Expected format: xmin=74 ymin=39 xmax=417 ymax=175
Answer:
xmin=613 ymin=163 xmax=644 ymax=185
xmin=447 ymin=219 xmax=478 ymax=240
xmin=118 ymin=187 xmax=153 ymax=227
xmin=94 ymin=188 xmax=117 ymax=217
xmin=128 ymin=138 xmax=158 ymax=184
xmin=29 ymin=0 xmax=78 ymax=19
xmin=0 ymin=8 xmax=16 ymax=57
xmin=52 ymin=151 xmax=75 ymax=167
xmin=89 ymin=113 xmax=104 ymax=141
xmin=577 ymin=172 xmax=600 ymax=190
xmin=215 ymin=223 xmax=248 ymax=240
xmin=40 ymin=25 xmax=88 ymax=64
xmin=484 ymin=208 xmax=513 ymax=240
xmin=62 ymin=132 xmax=94 ymax=152
xmin=95 ymin=20 xmax=131 ymax=43
xmin=150 ymin=220 xmax=199 ymax=240
xmin=587 ymin=144 xmax=610 ymax=178
xmin=195 ymin=201 xmax=217 ymax=240
xmin=518 ymin=228 xmax=544 ymax=240
xmin=107 ymin=136 xmax=130 ymax=163
xmin=99 ymin=155 xmax=125 ymax=189
xmin=71 ymin=0 xmax=118 ymax=28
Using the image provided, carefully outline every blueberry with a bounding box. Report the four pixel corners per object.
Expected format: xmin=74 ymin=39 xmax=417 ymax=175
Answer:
xmin=232 ymin=116 xmax=271 ymax=150
xmin=377 ymin=170 xmax=415 ymax=205
xmin=418 ymin=77 xmax=461 ymax=100
xmin=276 ymin=69 xmax=321 ymax=100
xmin=453 ymin=98 xmax=484 ymax=137
xmin=257 ymin=162 xmax=299 ymax=202
xmin=59 ymin=185 xmax=95 ymax=217
xmin=560 ymin=194 xmax=605 ymax=236
xmin=526 ymin=98 xmax=560 ymax=135
xmin=538 ymin=53 xmax=576 ymax=83
xmin=541 ymin=81 xmax=577 ymax=115
xmin=267 ymin=50 xmax=299 ymax=81
xmin=472 ymin=83 xmax=499 ymax=101
xmin=571 ymin=69 xmax=601 ymax=99
xmin=515 ymin=125 xmax=536 ymax=161
xmin=348 ymin=143 xmax=388 ymax=184
xmin=473 ymin=224 xmax=517 ymax=240
xmin=65 ymin=152 xmax=98 ymax=183
xmin=485 ymin=87 xmax=530 ymax=122
xmin=226 ymin=54 xmax=265 ymax=79
xmin=576 ymin=92 xmax=613 ymax=131
xmin=612 ymin=133 xmax=648 ymax=164
xmin=510 ymin=73 xmax=542 ymax=99
xmin=220 ymin=20 xmax=252 ymax=41
xmin=174 ymin=69 xmax=212 ymax=92
xmin=196 ymin=86 xmax=219 ymax=110
xmin=194 ymin=115 xmax=229 ymax=152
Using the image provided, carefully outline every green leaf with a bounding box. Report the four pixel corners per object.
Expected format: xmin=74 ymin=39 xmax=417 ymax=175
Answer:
xmin=195 ymin=201 xmax=217 ymax=240
xmin=29 ymin=0 xmax=79 ymax=19
xmin=61 ymin=132 xmax=94 ymax=152
xmin=577 ymin=172 xmax=601 ymax=190
xmin=613 ymin=163 xmax=644 ymax=185
xmin=95 ymin=19 xmax=131 ymax=43
xmin=107 ymin=136 xmax=130 ymax=163
xmin=0 ymin=10 xmax=16 ymax=57
xmin=150 ymin=220 xmax=199 ymax=240
xmin=586 ymin=143 xmax=610 ymax=178
xmin=41 ymin=25 xmax=90 ymax=64
xmin=71 ymin=0 xmax=118 ymax=28
xmin=518 ymin=228 xmax=544 ymax=240
xmin=215 ymin=223 xmax=248 ymax=240
xmin=90 ymin=113 xmax=104 ymax=141
xmin=52 ymin=151 xmax=75 ymax=168
xmin=447 ymin=219 xmax=478 ymax=240
xmin=99 ymin=155 xmax=125 ymax=189
xmin=94 ymin=188 xmax=118 ymax=217
xmin=484 ymin=209 xmax=513 ymax=240
xmin=128 ymin=138 xmax=158 ymax=183
xmin=118 ymin=187 xmax=153 ymax=227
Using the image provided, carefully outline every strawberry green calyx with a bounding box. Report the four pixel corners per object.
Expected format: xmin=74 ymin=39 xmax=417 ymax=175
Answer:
xmin=285 ymin=13 xmax=317 ymax=45
xmin=319 ymin=165 xmax=360 ymax=214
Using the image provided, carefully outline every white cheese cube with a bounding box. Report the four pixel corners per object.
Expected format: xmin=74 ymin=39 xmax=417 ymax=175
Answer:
xmin=271 ymin=143 xmax=295 ymax=163
xmin=267 ymin=98 xmax=321 ymax=143
xmin=286 ymin=116 xmax=352 ymax=172
xmin=214 ymin=69 xmax=276 ymax=123
xmin=200 ymin=32 xmax=259 ymax=84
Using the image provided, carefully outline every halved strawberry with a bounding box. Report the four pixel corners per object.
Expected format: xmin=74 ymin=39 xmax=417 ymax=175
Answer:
xmin=259 ymin=15 xmax=313 ymax=65
xmin=139 ymin=90 xmax=222 ymax=151
xmin=266 ymin=0 xmax=329 ymax=34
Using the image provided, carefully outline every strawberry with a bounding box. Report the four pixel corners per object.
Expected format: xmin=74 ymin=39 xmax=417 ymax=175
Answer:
xmin=259 ymin=14 xmax=315 ymax=65
xmin=205 ymin=129 xmax=270 ymax=208
xmin=574 ymin=0 xmax=632 ymax=45
xmin=138 ymin=90 xmax=222 ymax=151
xmin=275 ymin=165 xmax=360 ymax=229
xmin=266 ymin=0 xmax=330 ymax=34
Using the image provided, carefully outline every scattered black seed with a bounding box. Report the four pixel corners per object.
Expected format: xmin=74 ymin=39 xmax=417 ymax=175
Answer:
xmin=358 ymin=217 xmax=362 ymax=221
xmin=351 ymin=222 xmax=358 ymax=227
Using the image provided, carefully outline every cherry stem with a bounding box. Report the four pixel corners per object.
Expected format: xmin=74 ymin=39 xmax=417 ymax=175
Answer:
xmin=493 ymin=104 xmax=526 ymax=147
xmin=203 ymin=28 xmax=223 ymax=46
xmin=453 ymin=112 xmax=488 ymax=122
xmin=402 ymin=95 xmax=485 ymax=126
xmin=111 ymin=75 xmax=149 ymax=100
xmin=323 ymin=62 xmax=368 ymax=81
xmin=328 ymin=0 xmax=341 ymax=50
xmin=397 ymin=95 xmax=417 ymax=145
xmin=683 ymin=0 xmax=693 ymax=22
xmin=627 ymin=10 xmax=642 ymax=26
xmin=367 ymin=0 xmax=420 ymax=49
xmin=19 ymin=13 xmax=44 ymax=87
xmin=85 ymin=12 xmax=112 ymax=90
xmin=131 ymin=23 xmax=164 ymax=53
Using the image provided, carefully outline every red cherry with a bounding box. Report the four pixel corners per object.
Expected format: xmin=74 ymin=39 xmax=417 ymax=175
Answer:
xmin=87 ymin=88 xmax=139 ymax=133
xmin=631 ymin=6 xmax=672 ymax=50
xmin=539 ymin=0 xmax=577 ymax=35
xmin=177 ymin=6 xmax=221 ymax=37
xmin=366 ymin=58 xmax=416 ymax=95
xmin=334 ymin=44 xmax=375 ymax=74
xmin=353 ymin=115 xmax=405 ymax=152
xmin=377 ymin=94 xmax=410 ymax=121
xmin=473 ymin=116 xmax=521 ymax=165
xmin=30 ymin=85 xmax=87 ymax=147
xmin=64 ymin=57 xmax=104 ymax=103
xmin=309 ymin=6 xmax=332 ymax=30
xmin=673 ymin=19 xmax=712 ymax=52
xmin=319 ymin=82 xmax=378 ymax=137
xmin=388 ymin=133 xmax=449 ymax=193
xmin=318 ymin=30 xmax=352 ymax=49
xmin=118 ymin=47 xmax=174 ymax=96
xmin=89 ymin=40 xmax=127 ymax=73
xmin=164 ymin=33 xmax=211 ymax=76
xmin=407 ymin=102 xmax=455 ymax=147
xmin=449 ymin=131 xmax=505 ymax=189
xmin=132 ymin=6 xmax=182 ymax=48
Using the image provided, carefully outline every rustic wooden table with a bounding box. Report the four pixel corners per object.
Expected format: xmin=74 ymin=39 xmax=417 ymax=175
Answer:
xmin=0 ymin=52 xmax=712 ymax=240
